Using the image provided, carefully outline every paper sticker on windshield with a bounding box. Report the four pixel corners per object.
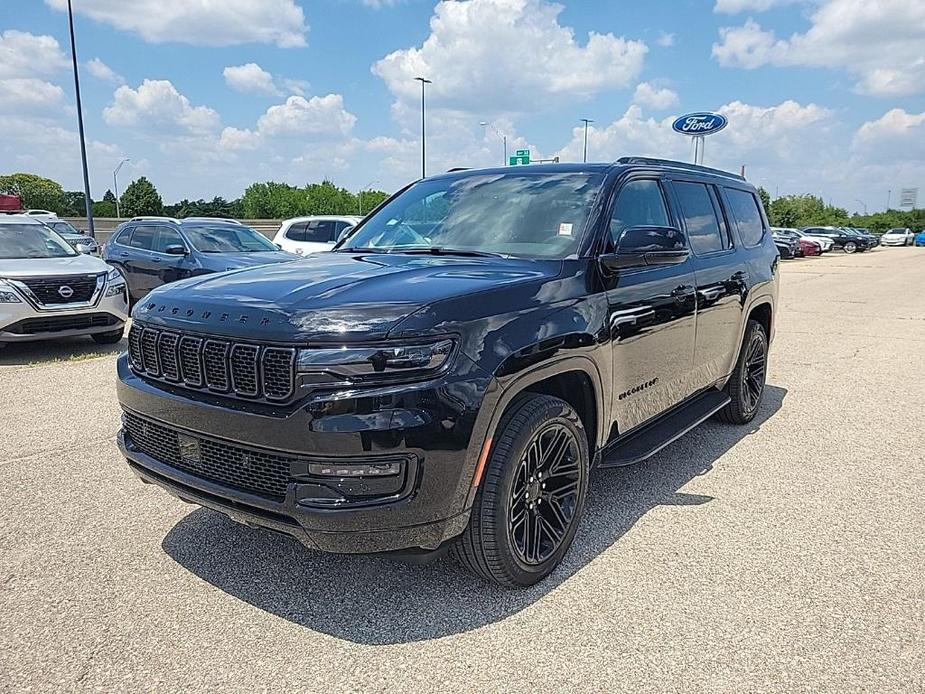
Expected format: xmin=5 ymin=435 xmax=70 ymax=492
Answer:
xmin=558 ymin=223 xmax=573 ymax=236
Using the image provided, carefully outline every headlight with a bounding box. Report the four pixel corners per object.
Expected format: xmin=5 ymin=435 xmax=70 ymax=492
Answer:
xmin=0 ymin=280 xmax=22 ymax=304
xmin=104 ymin=267 xmax=126 ymax=298
xmin=297 ymin=338 xmax=454 ymax=384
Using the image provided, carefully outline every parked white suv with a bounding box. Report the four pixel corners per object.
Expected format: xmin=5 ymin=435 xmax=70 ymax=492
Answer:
xmin=273 ymin=215 xmax=362 ymax=255
xmin=0 ymin=215 xmax=128 ymax=348
xmin=880 ymin=228 xmax=914 ymax=246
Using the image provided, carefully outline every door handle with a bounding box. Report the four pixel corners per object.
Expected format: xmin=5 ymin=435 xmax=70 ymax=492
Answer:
xmin=611 ymin=308 xmax=655 ymax=329
xmin=699 ymin=287 xmax=723 ymax=301
xmin=119 ymin=252 xmax=129 ymax=257
xmin=152 ymin=258 xmax=161 ymax=263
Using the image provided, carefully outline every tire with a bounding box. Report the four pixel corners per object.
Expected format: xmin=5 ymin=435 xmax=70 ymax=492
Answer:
xmin=452 ymin=394 xmax=590 ymax=588
xmin=91 ymin=327 xmax=125 ymax=344
xmin=715 ymin=319 xmax=768 ymax=425
xmin=843 ymin=241 xmax=857 ymax=253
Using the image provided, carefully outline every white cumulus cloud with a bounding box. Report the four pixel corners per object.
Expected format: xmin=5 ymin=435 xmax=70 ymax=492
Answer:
xmin=256 ymin=94 xmax=357 ymax=137
xmin=44 ymin=0 xmax=308 ymax=48
xmin=223 ymin=63 xmax=281 ymax=96
xmin=0 ymin=30 xmax=68 ymax=79
xmin=713 ymin=0 xmax=925 ymax=96
xmin=853 ymin=108 xmax=925 ymax=163
xmin=372 ymin=0 xmax=647 ymax=114
xmin=632 ymin=82 xmax=679 ymax=110
xmin=714 ymin=0 xmax=798 ymax=13
xmin=103 ymin=79 xmax=220 ymax=133
xmin=86 ymin=58 xmax=124 ymax=84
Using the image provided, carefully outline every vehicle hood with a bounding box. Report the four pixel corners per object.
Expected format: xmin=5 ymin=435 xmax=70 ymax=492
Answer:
xmin=133 ymin=251 xmax=559 ymax=342
xmin=198 ymin=250 xmax=298 ymax=269
xmin=0 ymin=252 xmax=110 ymax=279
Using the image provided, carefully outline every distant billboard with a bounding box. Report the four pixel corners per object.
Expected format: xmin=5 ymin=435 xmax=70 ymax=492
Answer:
xmin=898 ymin=188 xmax=918 ymax=209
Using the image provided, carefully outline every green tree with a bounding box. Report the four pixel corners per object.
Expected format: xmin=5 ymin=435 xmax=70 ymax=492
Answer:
xmin=756 ymin=186 xmax=771 ymax=214
xmin=103 ymin=189 xmax=117 ymax=204
xmin=63 ymin=191 xmax=87 ymax=216
xmin=92 ymin=200 xmax=117 ymax=217
xmin=120 ymin=176 xmax=163 ymax=217
xmin=0 ymin=173 xmax=67 ymax=214
xmin=358 ymin=190 xmax=388 ymax=214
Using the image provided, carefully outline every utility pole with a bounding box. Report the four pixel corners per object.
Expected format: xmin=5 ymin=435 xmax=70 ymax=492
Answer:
xmin=67 ymin=0 xmax=94 ymax=237
xmin=113 ymin=158 xmax=130 ymax=218
xmin=480 ymin=121 xmax=508 ymax=165
xmin=414 ymin=77 xmax=432 ymax=179
xmin=580 ymin=118 xmax=594 ymax=163
xmin=886 ymin=189 xmax=891 ymax=210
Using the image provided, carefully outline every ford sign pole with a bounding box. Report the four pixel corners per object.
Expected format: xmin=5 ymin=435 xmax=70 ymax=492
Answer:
xmin=672 ymin=112 xmax=728 ymax=166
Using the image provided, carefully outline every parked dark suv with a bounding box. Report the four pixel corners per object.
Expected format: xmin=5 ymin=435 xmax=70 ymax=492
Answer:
xmin=117 ymin=158 xmax=779 ymax=587
xmin=103 ymin=217 xmax=297 ymax=304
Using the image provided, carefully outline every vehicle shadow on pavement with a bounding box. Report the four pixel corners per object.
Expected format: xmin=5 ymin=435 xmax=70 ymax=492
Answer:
xmin=162 ymin=385 xmax=787 ymax=645
xmin=0 ymin=336 xmax=125 ymax=367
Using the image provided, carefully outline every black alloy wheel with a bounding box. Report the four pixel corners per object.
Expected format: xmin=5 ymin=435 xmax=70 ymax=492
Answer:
xmin=844 ymin=241 xmax=857 ymax=253
xmin=508 ymin=423 xmax=581 ymax=565
xmin=452 ymin=394 xmax=589 ymax=587
xmin=716 ymin=319 xmax=768 ymax=425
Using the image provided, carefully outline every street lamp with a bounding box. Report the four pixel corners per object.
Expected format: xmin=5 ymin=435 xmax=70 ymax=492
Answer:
xmin=580 ymin=118 xmax=594 ymax=163
xmin=480 ymin=121 xmax=508 ymax=165
xmin=66 ymin=0 xmax=94 ymax=237
xmin=113 ymin=158 xmax=130 ymax=218
xmin=414 ymin=77 xmax=432 ymax=179
xmin=358 ymin=179 xmax=380 ymax=215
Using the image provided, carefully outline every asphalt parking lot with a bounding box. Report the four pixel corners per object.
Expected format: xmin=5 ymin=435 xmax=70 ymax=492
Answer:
xmin=1 ymin=249 xmax=923 ymax=693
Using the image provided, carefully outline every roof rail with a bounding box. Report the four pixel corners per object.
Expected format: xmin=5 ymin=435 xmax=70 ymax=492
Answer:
xmin=615 ymin=157 xmax=746 ymax=181
xmin=182 ymin=216 xmax=244 ymax=225
xmin=130 ymin=215 xmax=181 ymax=223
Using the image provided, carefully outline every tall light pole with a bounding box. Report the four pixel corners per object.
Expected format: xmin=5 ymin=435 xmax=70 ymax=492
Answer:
xmin=358 ymin=179 xmax=380 ymax=215
xmin=113 ymin=158 xmax=130 ymax=218
xmin=480 ymin=121 xmax=508 ymax=165
xmin=580 ymin=118 xmax=594 ymax=163
xmin=414 ymin=77 xmax=431 ymax=179
xmin=67 ymin=0 xmax=94 ymax=237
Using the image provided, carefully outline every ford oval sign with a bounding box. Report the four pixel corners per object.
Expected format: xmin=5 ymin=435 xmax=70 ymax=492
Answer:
xmin=672 ymin=112 xmax=728 ymax=136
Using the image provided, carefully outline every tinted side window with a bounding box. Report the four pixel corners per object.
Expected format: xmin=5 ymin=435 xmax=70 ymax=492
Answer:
xmin=674 ymin=182 xmax=724 ymax=254
xmin=152 ymin=227 xmax=184 ymax=253
xmin=725 ymin=188 xmax=765 ymax=246
xmin=114 ymin=227 xmax=134 ymax=246
xmin=285 ymin=223 xmax=306 ymax=242
xmin=304 ymin=220 xmax=336 ymax=243
xmin=129 ymin=226 xmax=155 ymax=250
xmin=610 ymin=179 xmax=671 ymax=245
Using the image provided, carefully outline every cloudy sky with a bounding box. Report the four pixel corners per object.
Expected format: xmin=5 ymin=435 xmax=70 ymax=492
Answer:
xmin=2 ymin=0 xmax=923 ymax=212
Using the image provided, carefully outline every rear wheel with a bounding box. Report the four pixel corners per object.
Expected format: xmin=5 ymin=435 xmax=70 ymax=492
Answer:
xmin=92 ymin=327 xmax=125 ymax=344
xmin=844 ymin=241 xmax=857 ymax=253
xmin=452 ymin=394 xmax=589 ymax=587
xmin=716 ymin=320 xmax=768 ymax=425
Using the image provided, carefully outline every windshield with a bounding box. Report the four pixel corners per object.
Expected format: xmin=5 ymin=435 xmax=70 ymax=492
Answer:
xmin=47 ymin=220 xmax=82 ymax=236
xmin=0 ymin=223 xmax=78 ymax=259
xmin=339 ymin=171 xmax=605 ymax=259
xmin=183 ymin=224 xmax=278 ymax=253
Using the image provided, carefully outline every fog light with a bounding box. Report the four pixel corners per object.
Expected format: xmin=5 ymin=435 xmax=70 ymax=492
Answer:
xmin=308 ymin=462 xmax=402 ymax=477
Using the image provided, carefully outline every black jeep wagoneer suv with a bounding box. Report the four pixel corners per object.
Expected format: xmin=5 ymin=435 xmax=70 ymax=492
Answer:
xmin=117 ymin=158 xmax=778 ymax=587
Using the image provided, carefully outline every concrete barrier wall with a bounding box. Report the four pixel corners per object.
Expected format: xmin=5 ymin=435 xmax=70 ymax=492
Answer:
xmin=63 ymin=218 xmax=283 ymax=244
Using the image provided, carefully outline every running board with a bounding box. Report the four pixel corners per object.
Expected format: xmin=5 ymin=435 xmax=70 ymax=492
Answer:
xmin=598 ymin=389 xmax=731 ymax=468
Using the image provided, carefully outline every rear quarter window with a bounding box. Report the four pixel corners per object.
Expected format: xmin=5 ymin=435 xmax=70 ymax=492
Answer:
xmin=725 ymin=188 xmax=765 ymax=247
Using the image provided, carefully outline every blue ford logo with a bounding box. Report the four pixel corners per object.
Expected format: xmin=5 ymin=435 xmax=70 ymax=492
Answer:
xmin=672 ymin=112 xmax=728 ymax=136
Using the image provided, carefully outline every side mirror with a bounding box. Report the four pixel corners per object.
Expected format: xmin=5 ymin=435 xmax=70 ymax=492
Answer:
xmin=75 ymin=243 xmax=92 ymax=254
xmin=600 ymin=225 xmax=689 ymax=272
xmin=164 ymin=244 xmax=188 ymax=256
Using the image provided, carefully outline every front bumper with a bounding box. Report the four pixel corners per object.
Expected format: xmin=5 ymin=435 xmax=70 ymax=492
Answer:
xmin=116 ymin=354 xmax=495 ymax=554
xmin=0 ymin=290 xmax=128 ymax=343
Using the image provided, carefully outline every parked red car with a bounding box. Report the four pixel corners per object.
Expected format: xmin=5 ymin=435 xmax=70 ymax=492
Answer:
xmin=798 ymin=238 xmax=822 ymax=256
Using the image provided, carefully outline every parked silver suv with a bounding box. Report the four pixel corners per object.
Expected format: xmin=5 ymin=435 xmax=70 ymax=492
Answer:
xmin=0 ymin=215 xmax=129 ymax=348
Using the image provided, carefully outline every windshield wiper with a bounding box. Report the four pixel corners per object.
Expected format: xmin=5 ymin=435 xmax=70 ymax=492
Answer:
xmin=397 ymin=247 xmax=504 ymax=258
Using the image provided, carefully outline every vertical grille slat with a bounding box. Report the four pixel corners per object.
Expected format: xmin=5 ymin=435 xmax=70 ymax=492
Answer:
xmin=230 ymin=344 xmax=260 ymax=397
xmin=128 ymin=324 xmax=295 ymax=402
xmin=262 ymin=348 xmax=296 ymax=401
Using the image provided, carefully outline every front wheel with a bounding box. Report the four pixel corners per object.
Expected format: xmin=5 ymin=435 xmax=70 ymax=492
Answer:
xmin=452 ymin=394 xmax=589 ymax=587
xmin=92 ymin=327 xmax=125 ymax=344
xmin=716 ymin=319 xmax=768 ymax=425
xmin=844 ymin=241 xmax=857 ymax=253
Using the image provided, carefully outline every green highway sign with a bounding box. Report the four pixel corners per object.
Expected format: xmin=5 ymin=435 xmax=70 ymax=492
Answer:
xmin=510 ymin=149 xmax=530 ymax=165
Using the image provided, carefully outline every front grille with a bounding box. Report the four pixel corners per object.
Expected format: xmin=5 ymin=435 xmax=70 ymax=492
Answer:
xmin=122 ymin=411 xmax=293 ymax=500
xmin=19 ymin=274 xmax=102 ymax=305
xmin=128 ymin=323 xmax=296 ymax=402
xmin=5 ymin=312 xmax=119 ymax=335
